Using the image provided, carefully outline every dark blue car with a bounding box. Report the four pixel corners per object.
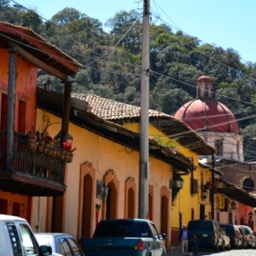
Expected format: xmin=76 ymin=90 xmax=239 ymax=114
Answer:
xmin=188 ymin=220 xmax=223 ymax=251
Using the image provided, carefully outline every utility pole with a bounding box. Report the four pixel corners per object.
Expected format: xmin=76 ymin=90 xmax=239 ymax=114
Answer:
xmin=211 ymin=154 xmax=215 ymax=220
xmin=139 ymin=0 xmax=150 ymax=219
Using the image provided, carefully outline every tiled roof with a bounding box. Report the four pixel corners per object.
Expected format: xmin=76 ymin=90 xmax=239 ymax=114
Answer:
xmin=71 ymin=94 xmax=170 ymax=120
xmin=71 ymin=93 xmax=215 ymax=155
xmin=0 ymin=22 xmax=82 ymax=77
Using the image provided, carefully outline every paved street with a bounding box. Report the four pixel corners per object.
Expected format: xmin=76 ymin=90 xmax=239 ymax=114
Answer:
xmin=168 ymin=249 xmax=256 ymax=256
xmin=199 ymin=249 xmax=256 ymax=255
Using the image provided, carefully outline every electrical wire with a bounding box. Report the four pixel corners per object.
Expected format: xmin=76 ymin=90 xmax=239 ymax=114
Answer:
xmin=6 ymin=0 xmax=256 ymax=158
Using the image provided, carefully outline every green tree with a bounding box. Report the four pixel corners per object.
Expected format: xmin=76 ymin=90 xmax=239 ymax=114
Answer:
xmin=106 ymin=10 xmax=142 ymax=54
xmin=21 ymin=11 xmax=43 ymax=33
xmin=51 ymin=8 xmax=82 ymax=25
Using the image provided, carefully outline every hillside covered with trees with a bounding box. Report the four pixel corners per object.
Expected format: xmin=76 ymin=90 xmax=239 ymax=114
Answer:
xmin=1 ymin=0 xmax=256 ymax=160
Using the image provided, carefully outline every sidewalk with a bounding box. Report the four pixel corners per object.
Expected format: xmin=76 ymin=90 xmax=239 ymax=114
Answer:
xmin=168 ymin=253 xmax=192 ymax=256
xmin=168 ymin=246 xmax=193 ymax=256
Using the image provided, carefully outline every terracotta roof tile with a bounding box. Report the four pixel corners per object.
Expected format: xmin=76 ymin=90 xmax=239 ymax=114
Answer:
xmin=71 ymin=93 xmax=215 ymax=155
xmin=71 ymin=94 xmax=170 ymax=120
xmin=0 ymin=21 xmax=83 ymax=67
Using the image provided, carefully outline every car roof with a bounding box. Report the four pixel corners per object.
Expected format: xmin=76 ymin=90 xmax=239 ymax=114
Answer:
xmin=0 ymin=214 xmax=26 ymax=221
xmin=238 ymin=225 xmax=251 ymax=229
xmin=35 ymin=233 xmax=73 ymax=238
xmin=99 ymin=218 xmax=154 ymax=224
xmin=188 ymin=220 xmax=217 ymax=224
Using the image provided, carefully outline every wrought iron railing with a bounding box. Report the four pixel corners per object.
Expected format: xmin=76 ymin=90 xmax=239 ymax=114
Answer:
xmin=0 ymin=131 xmax=66 ymax=184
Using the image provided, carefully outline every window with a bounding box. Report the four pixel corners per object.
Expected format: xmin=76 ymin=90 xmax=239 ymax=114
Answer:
xmin=149 ymin=223 xmax=159 ymax=238
xmin=1 ymin=93 xmax=8 ymax=130
xmin=59 ymin=238 xmax=72 ymax=256
xmin=19 ymin=223 xmax=39 ymax=255
xmin=67 ymin=238 xmax=83 ymax=256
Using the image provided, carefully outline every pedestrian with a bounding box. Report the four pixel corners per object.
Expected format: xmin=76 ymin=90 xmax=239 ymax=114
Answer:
xmin=179 ymin=225 xmax=190 ymax=253
xmin=191 ymin=234 xmax=199 ymax=256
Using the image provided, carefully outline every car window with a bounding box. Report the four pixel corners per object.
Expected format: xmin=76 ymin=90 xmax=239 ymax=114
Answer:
xmin=93 ymin=221 xmax=152 ymax=237
xmin=241 ymin=227 xmax=249 ymax=235
xmin=19 ymin=223 xmax=39 ymax=255
xmin=188 ymin=221 xmax=212 ymax=231
xmin=67 ymin=238 xmax=83 ymax=256
xmin=59 ymin=238 xmax=72 ymax=256
xmin=149 ymin=223 xmax=159 ymax=238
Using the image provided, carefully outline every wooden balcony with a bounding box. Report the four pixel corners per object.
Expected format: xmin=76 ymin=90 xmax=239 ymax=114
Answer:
xmin=0 ymin=131 xmax=66 ymax=196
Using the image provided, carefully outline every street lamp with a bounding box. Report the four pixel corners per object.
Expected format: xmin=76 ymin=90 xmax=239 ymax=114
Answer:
xmin=231 ymin=201 xmax=236 ymax=210
xmin=173 ymin=180 xmax=184 ymax=189
xmin=248 ymin=211 xmax=254 ymax=230
xmin=201 ymin=185 xmax=209 ymax=199
xmin=231 ymin=200 xmax=237 ymax=224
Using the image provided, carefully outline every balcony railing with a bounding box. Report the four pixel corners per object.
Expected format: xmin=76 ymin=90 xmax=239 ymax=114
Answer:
xmin=0 ymin=131 xmax=67 ymax=196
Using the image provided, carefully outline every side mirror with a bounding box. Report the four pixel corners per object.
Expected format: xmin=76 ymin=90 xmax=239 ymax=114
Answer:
xmin=160 ymin=233 xmax=167 ymax=240
xmin=39 ymin=245 xmax=52 ymax=256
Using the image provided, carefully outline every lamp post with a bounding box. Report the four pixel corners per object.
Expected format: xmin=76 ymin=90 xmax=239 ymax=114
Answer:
xmin=231 ymin=201 xmax=237 ymax=224
xmin=172 ymin=176 xmax=184 ymax=231
xmin=249 ymin=211 xmax=254 ymax=230
xmin=201 ymin=187 xmax=209 ymax=200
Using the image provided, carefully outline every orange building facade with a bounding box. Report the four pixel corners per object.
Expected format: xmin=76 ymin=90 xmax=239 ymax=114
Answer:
xmin=0 ymin=22 xmax=81 ymax=226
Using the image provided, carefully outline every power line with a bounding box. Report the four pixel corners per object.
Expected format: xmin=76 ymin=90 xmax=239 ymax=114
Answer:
xmin=5 ymin=0 xmax=256 ymax=157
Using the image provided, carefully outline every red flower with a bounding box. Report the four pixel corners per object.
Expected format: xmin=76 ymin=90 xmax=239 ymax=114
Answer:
xmin=63 ymin=141 xmax=72 ymax=150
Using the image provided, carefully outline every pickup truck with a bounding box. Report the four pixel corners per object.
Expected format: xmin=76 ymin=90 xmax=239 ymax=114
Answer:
xmin=80 ymin=218 xmax=167 ymax=256
xmin=0 ymin=214 xmax=52 ymax=256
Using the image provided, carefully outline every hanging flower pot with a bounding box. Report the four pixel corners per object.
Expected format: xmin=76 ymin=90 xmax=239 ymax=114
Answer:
xmin=37 ymin=142 xmax=44 ymax=153
xmin=67 ymin=152 xmax=73 ymax=163
xmin=60 ymin=149 xmax=66 ymax=161
xmin=26 ymin=131 xmax=35 ymax=149
xmin=43 ymin=144 xmax=49 ymax=155
xmin=55 ymin=148 xmax=61 ymax=158
xmin=47 ymin=145 xmax=54 ymax=157
xmin=31 ymin=141 xmax=39 ymax=152
xmin=64 ymin=150 xmax=71 ymax=162
xmin=51 ymin=147 xmax=58 ymax=158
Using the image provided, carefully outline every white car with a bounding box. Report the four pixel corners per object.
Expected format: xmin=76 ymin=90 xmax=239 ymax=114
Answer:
xmin=35 ymin=233 xmax=84 ymax=256
xmin=0 ymin=214 xmax=52 ymax=256
xmin=220 ymin=230 xmax=231 ymax=250
xmin=237 ymin=225 xmax=256 ymax=248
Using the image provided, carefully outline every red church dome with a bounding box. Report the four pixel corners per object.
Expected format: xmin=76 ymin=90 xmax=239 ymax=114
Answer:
xmin=174 ymin=75 xmax=239 ymax=133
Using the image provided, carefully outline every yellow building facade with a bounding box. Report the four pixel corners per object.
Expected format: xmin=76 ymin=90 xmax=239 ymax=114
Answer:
xmin=33 ymin=93 xmax=214 ymax=251
xmin=122 ymin=121 xmax=214 ymax=246
xmin=32 ymin=109 xmax=191 ymax=250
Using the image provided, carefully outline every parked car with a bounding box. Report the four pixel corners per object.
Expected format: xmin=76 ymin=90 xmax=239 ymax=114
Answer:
xmin=220 ymin=229 xmax=231 ymax=250
xmin=0 ymin=214 xmax=52 ymax=256
xmin=35 ymin=233 xmax=85 ymax=256
xmin=220 ymin=224 xmax=242 ymax=249
xmin=187 ymin=219 xmax=223 ymax=251
xmin=237 ymin=225 xmax=256 ymax=248
xmin=80 ymin=218 xmax=167 ymax=256
xmin=238 ymin=226 xmax=248 ymax=248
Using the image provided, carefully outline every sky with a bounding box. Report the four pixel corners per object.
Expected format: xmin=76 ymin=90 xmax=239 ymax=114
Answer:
xmin=14 ymin=0 xmax=256 ymax=63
